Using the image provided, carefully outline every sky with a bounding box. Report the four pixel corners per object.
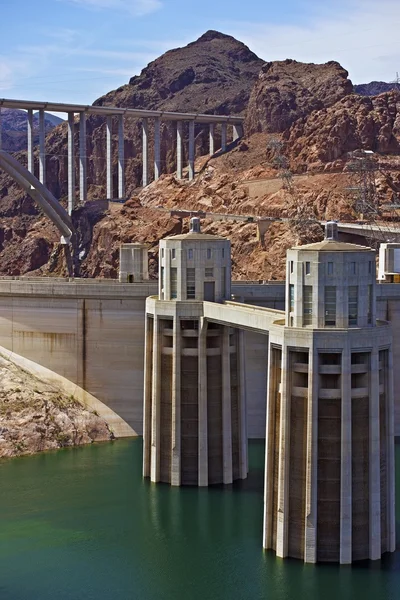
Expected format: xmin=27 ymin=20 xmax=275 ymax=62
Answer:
xmin=0 ymin=0 xmax=400 ymax=109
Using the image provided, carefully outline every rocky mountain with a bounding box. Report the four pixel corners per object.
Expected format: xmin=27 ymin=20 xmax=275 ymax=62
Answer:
xmin=245 ymin=59 xmax=353 ymax=135
xmin=0 ymin=352 xmax=113 ymax=458
xmin=355 ymin=81 xmax=400 ymax=96
xmin=1 ymin=33 xmax=400 ymax=281
xmin=0 ymin=109 xmax=63 ymax=152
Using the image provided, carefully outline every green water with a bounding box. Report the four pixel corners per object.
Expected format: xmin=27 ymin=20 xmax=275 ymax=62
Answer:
xmin=0 ymin=440 xmax=399 ymax=600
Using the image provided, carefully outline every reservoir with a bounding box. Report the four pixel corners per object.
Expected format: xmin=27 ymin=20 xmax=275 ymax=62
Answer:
xmin=0 ymin=440 xmax=399 ymax=600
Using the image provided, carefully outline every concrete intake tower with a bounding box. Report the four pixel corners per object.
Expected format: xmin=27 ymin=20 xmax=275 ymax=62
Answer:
xmin=143 ymin=218 xmax=247 ymax=486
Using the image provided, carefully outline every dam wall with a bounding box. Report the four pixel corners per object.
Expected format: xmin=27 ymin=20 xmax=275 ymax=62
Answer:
xmin=0 ymin=279 xmax=283 ymax=437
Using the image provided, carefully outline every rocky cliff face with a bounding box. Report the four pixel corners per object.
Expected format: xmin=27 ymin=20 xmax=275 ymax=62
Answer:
xmin=0 ymin=109 xmax=62 ymax=152
xmin=0 ymin=353 xmax=113 ymax=458
xmin=284 ymin=90 xmax=400 ymax=170
xmin=245 ymin=59 xmax=353 ymax=135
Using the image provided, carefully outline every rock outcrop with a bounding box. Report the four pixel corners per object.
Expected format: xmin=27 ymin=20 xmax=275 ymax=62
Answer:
xmin=284 ymin=90 xmax=400 ymax=170
xmin=0 ymin=353 xmax=113 ymax=458
xmin=245 ymin=59 xmax=353 ymax=135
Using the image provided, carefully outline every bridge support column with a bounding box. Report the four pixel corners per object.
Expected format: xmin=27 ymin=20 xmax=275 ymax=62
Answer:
xmin=198 ymin=317 xmax=208 ymax=486
xmin=221 ymin=122 xmax=227 ymax=152
xmin=106 ymin=115 xmax=113 ymax=200
xmin=209 ymin=123 xmax=215 ymax=156
xmin=154 ymin=117 xmax=161 ymax=181
xmin=142 ymin=118 xmax=148 ymax=187
xmin=188 ymin=120 xmax=195 ymax=181
xmin=222 ymin=326 xmax=233 ymax=484
xmin=79 ymin=112 xmax=87 ymax=203
xmin=232 ymin=124 xmax=242 ymax=141
xmin=118 ymin=114 xmax=125 ymax=200
xmin=67 ymin=112 xmax=75 ymax=215
xmin=171 ymin=316 xmax=181 ymax=486
xmin=39 ymin=109 xmax=46 ymax=185
xmin=27 ymin=109 xmax=34 ymax=175
xmin=176 ymin=121 xmax=183 ymax=179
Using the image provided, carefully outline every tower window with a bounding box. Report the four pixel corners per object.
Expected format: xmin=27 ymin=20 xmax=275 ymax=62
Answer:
xmin=222 ymin=248 xmax=225 ymax=258
xmin=350 ymin=261 xmax=356 ymax=275
xmin=170 ymin=267 xmax=177 ymax=299
xmin=369 ymin=260 xmax=373 ymax=275
xmin=188 ymin=249 xmax=193 ymax=259
xmin=289 ymin=284 xmax=294 ymax=312
xmin=290 ymin=261 xmax=294 ymax=274
xmin=221 ymin=267 xmax=226 ymax=299
xmin=303 ymin=286 xmax=313 ymax=325
xmin=327 ymin=262 xmax=333 ymax=275
xmin=160 ymin=267 xmax=164 ymax=300
xmin=324 ymin=286 xmax=336 ymax=326
xmin=348 ymin=286 xmax=358 ymax=325
xmin=207 ymin=248 xmax=212 ymax=259
xmin=368 ymin=284 xmax=373 ymax=324
xmin=161 ymin=248 xmax=164 ymax=258
xmin=205 ymin=267 xmax=214 ymax=278
xmin=305 ymin=261 xmax=311 ymax=275
xmin=186 ymin=268 xmax=195 ymax=299
xmin=171 ymin=248 xmax=176 ymax=259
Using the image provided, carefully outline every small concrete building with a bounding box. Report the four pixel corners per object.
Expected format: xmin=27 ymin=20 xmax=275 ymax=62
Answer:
xmin=119 ymin=243 xmax=149 ymax=283
xmin=264 ymin=223 xmax=395 ymax=563
xmin=143 ymin=218 xmax=247 ymax=486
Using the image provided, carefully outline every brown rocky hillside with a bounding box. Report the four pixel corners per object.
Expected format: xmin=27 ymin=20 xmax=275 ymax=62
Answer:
xmin=1 ymin=34 xmax=400 ymax=280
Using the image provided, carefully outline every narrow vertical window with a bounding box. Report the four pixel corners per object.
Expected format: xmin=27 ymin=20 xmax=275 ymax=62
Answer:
xmin=290 ymin=261 xmax=294 ymax=274
xmin=324 ymin=286 xmax=336 ymax=326
xmin=171 ymin=248 xmax=176 ymax=259
xmin=188 ymin=249 xmax=193 ymax=259
xmin=207 ymin=248 xmax=212 ymax=259
xmin=222 ymin=248 xmax=225 ymax=258
xmin=160 ymin=266 xmax=164 ymax=300
xmin=327 ymin=262 xmax=333 ymax=275
xmin=305 ymin=261 xmax=311 ymax=275
xmin=170 ymin=267 xmax=177 ymax=299
xmin=303 ymin=286 xmax=313 ymax=325
xmin=186 ymin=268 xmax=195 ymax=299
xmin=350 ymin=261 xmax=356 ymax=275
xmin=368 ymin=284 xmax=373 ymax=324
xmin=348 ymin=286 xmax=358 ymax=325
xmin=289 ymin=284 xmax=294 ymax=312
xmin=161 ymin=248 xmax=164 ymax=258
xmin=221 ymin=267 xmax=226 ymax=299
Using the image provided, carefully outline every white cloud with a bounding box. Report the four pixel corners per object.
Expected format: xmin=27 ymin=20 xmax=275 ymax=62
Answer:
xmin=59 ymin=0 xmax=162 ymax=17
xmin=227 ymin=0 xmax=400 ymax=83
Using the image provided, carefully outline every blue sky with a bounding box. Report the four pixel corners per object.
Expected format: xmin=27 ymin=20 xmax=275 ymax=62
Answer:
xmin=1 ymin=0 xmax=399 ymax=107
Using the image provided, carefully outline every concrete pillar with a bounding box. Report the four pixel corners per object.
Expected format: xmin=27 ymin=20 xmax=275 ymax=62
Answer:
xmin=387 ymin=345 xmax=396 ymax=552
xmin=79 ymin=112 xmax=87 ymax=204
xmin=171 ymin=316 xmax=181 ymax=486
xmin=221 ymin=122 xmax=227 ymax=152
xmin=304 ymin=344 xmax=318 ymax=563
xmin=263 ymin=342 xmax=276 ymax=549
xmin=198 ymin=317 xmax=208 ymax=486
xmin=176 ymin=121 xmax=183 ymax=180
xmin=106 ymin=115 xmax=113 ymax=200
xmin=67 ymin=113 xmax=75 ymax=215
xmin=340 ymin=344 xmax=352 ymax=564
xmin=369 ymin=348 xmax=381 ymax=560
xmin=150 ymin=316 xmax=161 ymax=482
xmin=38 ymin=109 xmax=46 ymax=185
xmin=238 ymin=329 xmax=248 ymax=479
xmin=142 ymin=118 xmax=148 ymax=187
xmin=188 ymin=120 xmax=195 ymax=181
xmin=27 ymin=109 xmax=34 ymax=175
xmin=222 ymin=326 xmax=233 ymax=484
xmin=143 ymin=316 xmax=153 ymax=478
xmin=118 ymin=114 xmax=125 ymax=199
xmin=209 ymin=123 xmax=215 ymax=156
xmin=154 ymin=117 xmax=161 ymax=181
xmin=276 ymin=344 xmax=289 ymax=558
